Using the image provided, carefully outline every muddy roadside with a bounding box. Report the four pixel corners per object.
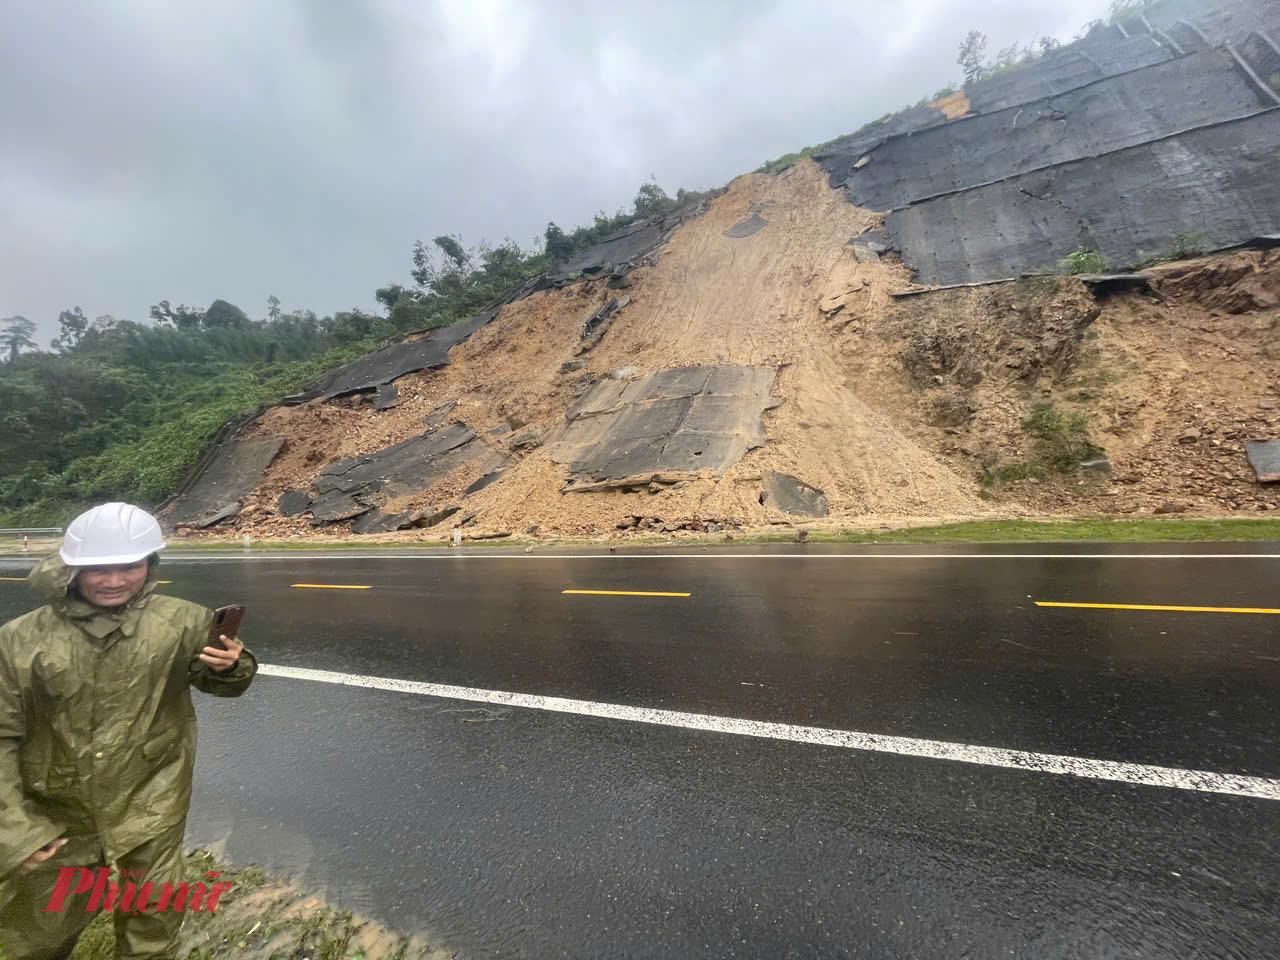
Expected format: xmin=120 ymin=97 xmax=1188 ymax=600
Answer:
xmin=0 ymin=850 xmax=454 ymax=960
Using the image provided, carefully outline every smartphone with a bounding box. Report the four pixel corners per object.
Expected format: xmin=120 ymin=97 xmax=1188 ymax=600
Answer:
xmin=209 ymin=604 xmax=246 ymax=650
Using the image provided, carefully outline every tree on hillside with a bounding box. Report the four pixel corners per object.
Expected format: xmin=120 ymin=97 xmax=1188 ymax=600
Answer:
xmin=0 ymin=316 xmax=37 ymax=362
xmin=267 ymin=295 xmax=282 ymax=323
xmin=633 ymin=180 xmax=675 ymax=219
xmin=391 ymin=296 xmax=432 ymax=332
xmin=51 ymin=307 xmax=89 ymax=353
xmin=203 ymin=299 xmax=251 ymax=329
xmin=374 ymin=285 xmax=403 ymax=312
xmin=991 ymin=41 xmax=1030 ymax=75
xmin=958 ymin=30 xmax=989 ymax=86
xmin=433 ymin=235 xmax=469 ymax=272
xmin=374 ymin=284 xmax=432 ymax=330
xmin=149 ymin=300 xmax=205 ymax=329
xmin=544 ymin=222 xmax=572 ymax=263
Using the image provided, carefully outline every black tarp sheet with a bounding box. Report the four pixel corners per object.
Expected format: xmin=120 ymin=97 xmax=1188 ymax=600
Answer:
xmin=884 ymin=109 xmax=1280 ymax=285
xmin=967 ymin=34 xmax=1173 ymax=115
xmin=168 ymin=435 xmax=285 ymax=526
xmin=1145 ymin=0 xmax=1280 ymax=47
xmin=552 ymin=366 xmax=776 ymax=480
xmin=848 ymin=49 xmax=1273 ymax=210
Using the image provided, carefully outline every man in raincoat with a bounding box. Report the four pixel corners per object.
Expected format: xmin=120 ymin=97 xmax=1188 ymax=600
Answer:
xmin=0 ymin=503 xmax=257 ymax=959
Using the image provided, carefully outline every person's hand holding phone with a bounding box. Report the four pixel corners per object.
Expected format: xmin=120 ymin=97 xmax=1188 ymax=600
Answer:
xmin=200 ymin=635 xmax=243 ymax=672
xmin=202 ymin=604 xmax=245 ymax=672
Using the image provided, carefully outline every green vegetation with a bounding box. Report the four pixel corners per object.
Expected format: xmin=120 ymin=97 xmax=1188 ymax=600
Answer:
xmin=1021 ymin=402 xmax=1104 ymax=471
xmin=977 ymin=402 xmax=1105 ymax=494
xmin=0 ymin=315 xmax=37 ymax=360
xmin=0 ymin=180 xmax=710 ymax=526
xmin=0 ymin=317 xmax=378 ymax=526
xmin=1139 ymin=230 xmax=1211 ymax=266
xmin=150 ymin=518 xmax=1280 ymax=547
xmin=957 ymin=30 xmax=1065 ymax=88
xmin=958 ymin=30 xmax=989 ymax=86
xmin=756 ymin=138 xmax=850 ymax=176
xmin=802 ymin=517 xmax=1280 ymax=543
xmin=1062 ymin=249 xmax=1108 ymax=275
xmin=1027 ymin=250 xmax=1109 ymax=277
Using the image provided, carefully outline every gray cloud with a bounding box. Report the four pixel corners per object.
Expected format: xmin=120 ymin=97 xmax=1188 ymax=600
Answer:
xmin=1 ymin=0 xmax=1111 ymax=343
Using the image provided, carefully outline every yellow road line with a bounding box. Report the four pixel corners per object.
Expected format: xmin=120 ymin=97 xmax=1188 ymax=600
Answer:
xmin=290 ymin=583 xmax=373 ymax=590
xmin=1037 ymin=601 xmax=1280 ymax=615
xmin=563 ymin=589 xmax=691 ymax=598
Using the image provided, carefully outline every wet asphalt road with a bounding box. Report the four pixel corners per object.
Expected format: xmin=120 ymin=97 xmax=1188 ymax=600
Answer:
xmin=2 ymin=544 xmax=1279 ymax=958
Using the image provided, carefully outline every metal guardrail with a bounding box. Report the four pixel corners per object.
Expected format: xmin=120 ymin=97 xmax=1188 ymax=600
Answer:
xmin=1 ymin=528 xmax=62 ymax=536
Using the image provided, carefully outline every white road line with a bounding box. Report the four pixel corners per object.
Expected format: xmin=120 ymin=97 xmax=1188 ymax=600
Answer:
xmin=121 ymin=552 xmax=1280 ymax=562
xmin=258 ymin=663 xmax=1280 ymax=802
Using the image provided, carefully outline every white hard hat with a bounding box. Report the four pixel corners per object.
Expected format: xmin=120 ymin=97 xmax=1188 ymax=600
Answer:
xmin=60 ymin=502 xmax=167 ymax=566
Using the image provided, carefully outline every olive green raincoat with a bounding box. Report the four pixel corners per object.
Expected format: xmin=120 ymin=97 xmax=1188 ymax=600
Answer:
xmin=0 ymin=553 xmax=256 ymax=934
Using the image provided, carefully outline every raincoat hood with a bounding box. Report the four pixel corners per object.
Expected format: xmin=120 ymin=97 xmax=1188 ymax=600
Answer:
xmin=27 ymin=552 xmax=161 ymax=632
xmin=25 ymin=552 xmax=78 ymax=602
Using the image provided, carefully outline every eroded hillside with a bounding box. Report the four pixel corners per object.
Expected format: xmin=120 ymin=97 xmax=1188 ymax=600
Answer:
xmin=158 ymin=0 xmax=1280 ymax=541
xmin=162 ymin=160 xmax=1280 ymax=541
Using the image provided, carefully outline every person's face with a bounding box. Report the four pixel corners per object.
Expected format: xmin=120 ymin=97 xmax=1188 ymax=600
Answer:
xmin=77 ymin=560 xmax=149 ymax=608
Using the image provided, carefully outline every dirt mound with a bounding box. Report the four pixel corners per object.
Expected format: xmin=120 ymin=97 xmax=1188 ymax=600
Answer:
xmin=820 ymin=250 xmax=1280 ymax=518
xmin=1157 ymin=249 xmax=1280 ymax=315
xmin=202 ymin=162 xmax=981 ymax=540
xmin=182 ymin=164 xmax=1280 ymax=543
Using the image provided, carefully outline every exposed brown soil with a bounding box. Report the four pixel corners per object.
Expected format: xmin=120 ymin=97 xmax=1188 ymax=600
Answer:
xmin=934 ymin=90 xmax=971 ymax=119
xmin=179 ymin=163 xmax=1280 ymax=543
xmin=837 ymin=251 xmax=1280 ymax=517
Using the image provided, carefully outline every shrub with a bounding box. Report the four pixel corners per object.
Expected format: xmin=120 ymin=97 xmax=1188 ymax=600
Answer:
xmin=1063 ymin=249 xmax=1107 ymax=275
xmin=1020 ymin=402 xmax=1104 ymax=472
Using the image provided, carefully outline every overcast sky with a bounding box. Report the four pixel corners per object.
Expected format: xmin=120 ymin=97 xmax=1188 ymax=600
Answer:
xmin=2 ymin=0 xmax=1113 ymax=343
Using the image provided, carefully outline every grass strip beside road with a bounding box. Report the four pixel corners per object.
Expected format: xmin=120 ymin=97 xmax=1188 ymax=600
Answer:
xmin=153 ymin=517 xmax=1280 ymax=547
xmin=793 ymin=517 xmax=1280 ymax=544
xmin=5 ymin=518 xmax=1279 ymax=558
xmin=0 ymin=850 xmax=443 ymax=960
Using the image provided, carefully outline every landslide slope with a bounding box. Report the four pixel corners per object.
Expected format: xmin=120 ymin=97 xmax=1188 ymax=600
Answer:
xmin=162 ymin=0 xmax=1280 ymax=540
xmin=220 ymin=163 xmax=986 ymax=539
xmin=175 ymin=159 xmax=1280 ymax=540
